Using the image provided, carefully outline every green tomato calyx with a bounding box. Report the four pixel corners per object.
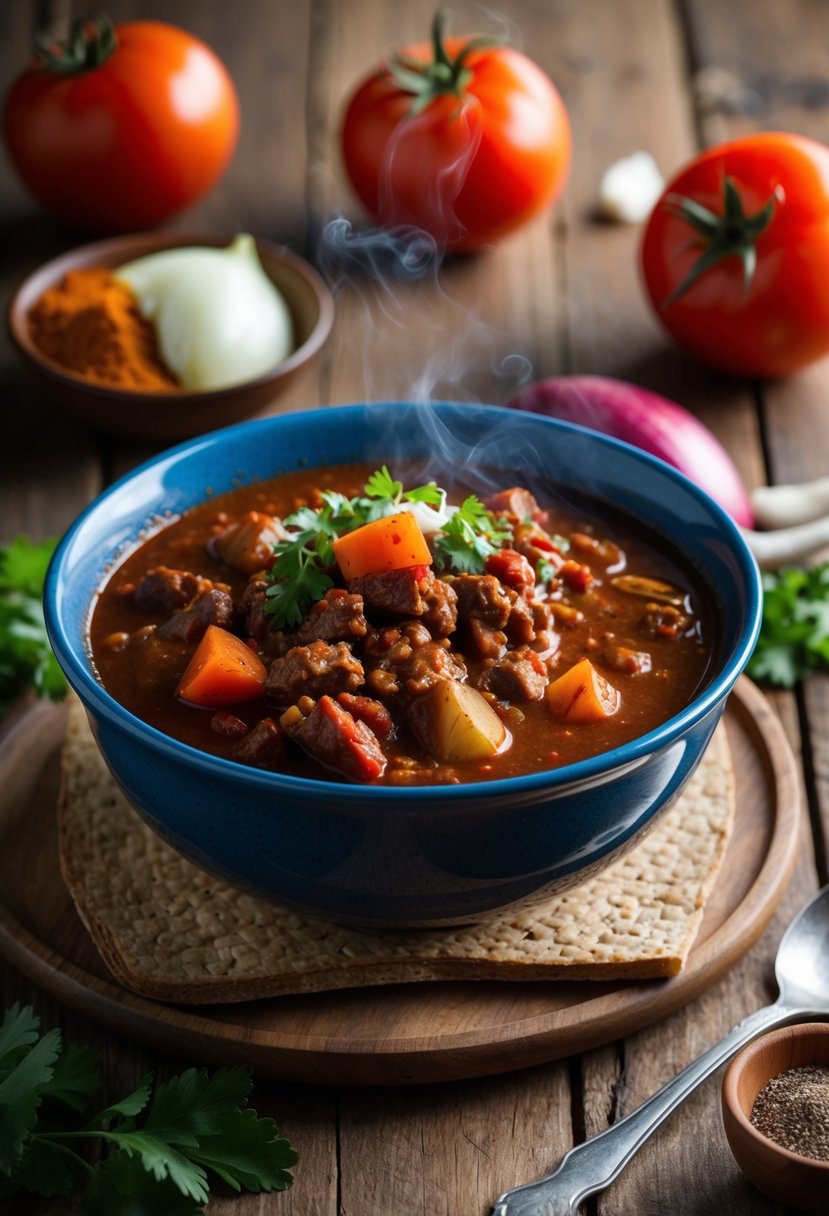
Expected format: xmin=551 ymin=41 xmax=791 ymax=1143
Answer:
xmin=389 ymin=10 xmax=498 ymax=116
xmin=34 ymin=13 xmax=118 ymax=75
xmin=660 ymin=176 xmax=782 ymax=310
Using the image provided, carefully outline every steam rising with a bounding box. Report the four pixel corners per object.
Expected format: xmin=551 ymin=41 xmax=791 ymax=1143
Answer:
xmin=317 ymin=217 xmax=533 ymax=406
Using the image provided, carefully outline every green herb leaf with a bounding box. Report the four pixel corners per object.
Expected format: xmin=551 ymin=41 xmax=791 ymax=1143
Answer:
xmin=364 ymin=465 xmax=403 ymax=502
xmin=0 ymin=537 xmax=67 ymax=715
xmin=265 ymin=468 xmax=440 ymax=627
xmin=185 ymin=1107 xmax=298 ymax=1193
xmin=0 ymin=1025 xmax=61 ymax=1172
xmin=95 ymin=1073 xmax=154 ymax=1123
xmin=39 ymin=1043 xmax=99 ymax=1112
xmin=748 ymin=564 xmax=829 ymax=687
xmin=79 ymin=1153 xmax=204 ymax=1216
xmin=0 ymin=536 xmax=56 ymax=595
xmin=0 ymin=1006 xmax=297 ymax=1211
xmin=433 ymin=496 xmax=512 ymax=574
xmin=0 ymin=1137 xmax=76 ymax=1199
xmin=404 ymin=482 xmax=442 ymax=505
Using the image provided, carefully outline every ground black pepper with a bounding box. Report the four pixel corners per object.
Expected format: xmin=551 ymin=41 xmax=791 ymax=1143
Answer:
xmin=750 ymin=1064 xmax=829 ymax=1161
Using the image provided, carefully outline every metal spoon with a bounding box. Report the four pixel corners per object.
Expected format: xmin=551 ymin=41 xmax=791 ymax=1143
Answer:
xmin=493 ymin=884 xmax=829 ymax=1216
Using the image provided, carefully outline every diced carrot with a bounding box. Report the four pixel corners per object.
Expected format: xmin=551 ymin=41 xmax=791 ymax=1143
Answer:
xmin=176 ymin=624 xmax=267 ymax=707
xmin=332 ymin=512 xmax=433 ymax=580
xmin=545 ymin=657 xmax=620 ymax=722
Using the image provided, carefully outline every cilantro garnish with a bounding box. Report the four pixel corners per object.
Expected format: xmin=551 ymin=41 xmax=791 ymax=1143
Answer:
xmin=264 ymin=467 xmax=441 ymax=628
xmin=264 ymin=469 xmax=510 ymax=627
xmin=0 ymin=1003 xmax=297 ymax=1214
xmin=0 ymin=536 xmax=66 ymax=715
xmin=433 ymin=495 xmax=512 ymax=575
xmin=747 ymin=563 xmax=829 ymax=688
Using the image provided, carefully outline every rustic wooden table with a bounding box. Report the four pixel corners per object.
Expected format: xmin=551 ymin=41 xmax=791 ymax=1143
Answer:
xmin=1 ymin=1 xmax=827 ymax=1213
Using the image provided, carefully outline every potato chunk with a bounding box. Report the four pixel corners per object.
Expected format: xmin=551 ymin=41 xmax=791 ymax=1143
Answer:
xmin=408 ymin=679 xmax=507 ymax=761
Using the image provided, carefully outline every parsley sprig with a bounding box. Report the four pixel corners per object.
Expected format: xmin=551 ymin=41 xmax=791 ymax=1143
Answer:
xmin=0 ymin=537 xmax=66 ymax=715
xmin=747 ymin=563 xmax=829 ymax=687
xmin=433 ymin=495 xmax=512 ymax=575
xmin=264 ymin=466 xmax=442 ymax=629
xmin=0 ymin=1003 xmax=297 ymax=1215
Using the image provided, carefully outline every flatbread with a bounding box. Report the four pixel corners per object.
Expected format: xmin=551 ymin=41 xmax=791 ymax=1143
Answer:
xmin=59 ymin=695 xmax=735 ymax=1004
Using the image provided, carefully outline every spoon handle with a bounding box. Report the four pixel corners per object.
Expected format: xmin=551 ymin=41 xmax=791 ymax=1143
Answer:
xmin=492 ymin=1001 xmax=799 ymax=1216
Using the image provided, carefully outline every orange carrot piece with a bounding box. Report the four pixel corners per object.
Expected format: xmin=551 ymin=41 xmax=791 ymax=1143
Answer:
xmin=176 ymin=625 xmax=267 ymax=707
xmin=332 ymin=512 xmax=433 ymax=580
xmin=545 ymin=657 xmax=620 ymax=722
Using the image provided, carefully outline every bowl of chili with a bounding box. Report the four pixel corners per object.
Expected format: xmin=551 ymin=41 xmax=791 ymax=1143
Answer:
xmin=7 ymin=232 xmax=334 ymax=441
xmin=44 ymin=401 xmax=762 ymax=927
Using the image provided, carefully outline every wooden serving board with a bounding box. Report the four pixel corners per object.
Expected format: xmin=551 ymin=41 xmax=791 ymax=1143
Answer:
xmin=0 ymin=677 xmax=800 ymax=1086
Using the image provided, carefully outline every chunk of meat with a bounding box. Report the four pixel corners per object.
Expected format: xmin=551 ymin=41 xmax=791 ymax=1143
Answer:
xmin=467 ymin=619 xmax=507 ymax=658
xmin=349 ymin=565 xmax=431 ymax=616
xmin=265 ymin=640 xmax=364 ymax=703
xmin=209 ymin=511 xmax=287 ymax=575
xmin=505 ymin=593 xmax=536 ymax=645
xmin=450 ymin=574 xmax=513 ymax=629
xmin=366 ymin=639 xmax=467 ymax=700
xmin=234 ymin=718 xmax=286 ymax=769
xmin=238 ymin=579 xmax=270 ymax=642
xmin=295 ymin=589 xmax=368 ymax=644
xmin=478 ymin=646 xmax=549 ymax=702
xmin=485 ymin=486 xmax=540 ymax=522
xmin=281 ymin=695 xmax=386 ymax=783
xmin=419 ymin=576 xmax=458 ymax=637
xmin=157 ymin=588 xmax=235 ymax=643
xmin=210 ymin=710 xmax=248 ymax=737
xmin=133 ymin=566 xmax=220 ymax=614
xmin=337 ymin=692 xmax=394 ymax=741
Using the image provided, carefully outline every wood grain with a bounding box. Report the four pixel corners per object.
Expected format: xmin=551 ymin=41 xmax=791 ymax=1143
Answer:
xmin=1 ymin=1 xmax=827 ymax=1213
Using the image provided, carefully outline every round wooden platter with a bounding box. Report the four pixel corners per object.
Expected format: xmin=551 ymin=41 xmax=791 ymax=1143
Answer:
xmin=0 ymin=677 xmax=800 ymax=1087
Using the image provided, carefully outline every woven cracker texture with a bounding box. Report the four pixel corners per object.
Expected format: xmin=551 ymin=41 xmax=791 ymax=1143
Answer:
xmin=59 ymin=697 xmax=735 ymax=1004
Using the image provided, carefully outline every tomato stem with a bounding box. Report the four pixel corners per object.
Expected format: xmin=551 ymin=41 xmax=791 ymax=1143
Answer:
xmin=34 ymin=13 xmax=118 ymax=75
xmin=388 ymin=10 xmax=498 ymax=115
xmin=660 ymin=176 xmax=781 ymax=309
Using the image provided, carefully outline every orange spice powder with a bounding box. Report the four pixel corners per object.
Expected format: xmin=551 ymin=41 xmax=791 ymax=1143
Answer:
xmin=28 ymin=267 xmax=179 ymax=392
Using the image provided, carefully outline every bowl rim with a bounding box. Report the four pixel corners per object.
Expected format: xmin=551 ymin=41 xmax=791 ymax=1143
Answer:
xmin=45 ymin=401 xmax=763 ymax=804
xmin=722 ymin=1022 xmax=829 ymax=1171
xmin=6 ymin=231 xmax=335 ymax=401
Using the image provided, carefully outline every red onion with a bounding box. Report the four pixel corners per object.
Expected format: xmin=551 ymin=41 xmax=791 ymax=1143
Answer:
xmin=508 ymin=375 xmax=755 ymax=528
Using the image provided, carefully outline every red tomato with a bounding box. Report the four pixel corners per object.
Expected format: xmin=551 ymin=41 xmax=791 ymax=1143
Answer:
xmin=341 ymin=16 xmax=571 ymax=252
xmin=641 ymin=133 xmax=829 ymax=378
xmin=2 ymin=17 xmax=240 ymax=231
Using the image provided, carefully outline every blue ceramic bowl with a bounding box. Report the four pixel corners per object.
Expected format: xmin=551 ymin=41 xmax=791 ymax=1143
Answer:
xmin=45 ymin=402 xmax=762 ymax=928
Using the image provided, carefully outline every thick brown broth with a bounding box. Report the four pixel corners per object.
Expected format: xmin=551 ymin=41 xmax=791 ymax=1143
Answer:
xmin=89 ymin=462 xmax=715 ymax=785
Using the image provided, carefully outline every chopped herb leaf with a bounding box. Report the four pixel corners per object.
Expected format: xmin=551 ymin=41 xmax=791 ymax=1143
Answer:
xmin=747 ymin=563 xmax=829 ymax=687
xmin=537 ymin=558 xmax=557 ymax=586
xmin=265 ymin=467 xmax=443 ymax=628
xmin=0 ymin=1003 xmax=297 ymax=1213
xmin=433 ymin=496 xmax=512 ymax=575
xmin=0 ymin=537 xmax=66 ymax=715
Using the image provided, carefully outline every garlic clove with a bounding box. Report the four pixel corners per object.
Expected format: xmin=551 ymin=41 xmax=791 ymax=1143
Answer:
xmin=597 ymin=151 xmax=665 ymax=224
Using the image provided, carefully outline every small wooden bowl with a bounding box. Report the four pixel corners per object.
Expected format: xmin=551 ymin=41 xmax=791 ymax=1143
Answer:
xmin=722 ymin=1022 xmax=829 ymax=1209
xmin=7 ymin=232 xmax=334 ymax=442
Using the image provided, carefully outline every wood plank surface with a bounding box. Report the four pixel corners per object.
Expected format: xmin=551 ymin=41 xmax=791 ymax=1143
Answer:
xmin=1 ymin=1 xmax=827 ymax=1214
